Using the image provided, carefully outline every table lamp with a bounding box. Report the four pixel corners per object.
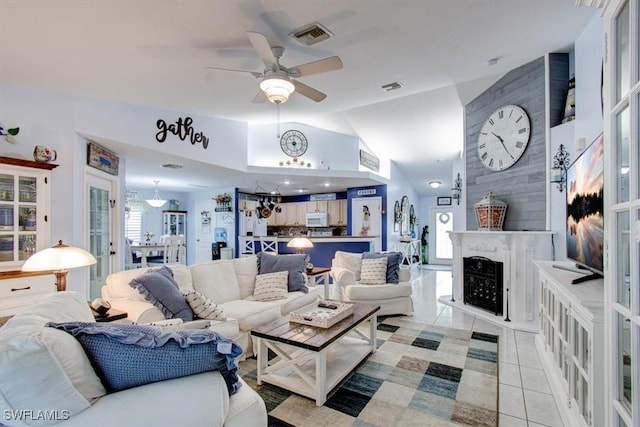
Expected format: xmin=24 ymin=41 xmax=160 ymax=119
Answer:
xmin=287 ymin=237 xmax=314 ymax=254
xmin=22 ymin=240 xmax=97 ymax=291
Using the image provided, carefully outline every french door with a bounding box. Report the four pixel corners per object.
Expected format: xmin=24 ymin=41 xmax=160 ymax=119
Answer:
xmin=603 ymin=1 xmax=639 ymax=426
xmin=86 ymin=173 xmax=117 ymax=300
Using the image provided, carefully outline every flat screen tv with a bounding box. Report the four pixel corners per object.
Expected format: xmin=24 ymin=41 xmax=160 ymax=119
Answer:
xmin=565 ymin=133 xmax=604 ymax=284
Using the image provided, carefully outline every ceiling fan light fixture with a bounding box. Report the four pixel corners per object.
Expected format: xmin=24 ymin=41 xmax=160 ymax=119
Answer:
xmin=260 ymin=75 xmax=295 ymax=104
xmin=146 ymin=180 xmax=167 ymax=208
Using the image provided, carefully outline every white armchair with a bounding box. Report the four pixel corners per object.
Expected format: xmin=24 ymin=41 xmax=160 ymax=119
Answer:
xmin=330 ymin=251 xmax=413 ymax=316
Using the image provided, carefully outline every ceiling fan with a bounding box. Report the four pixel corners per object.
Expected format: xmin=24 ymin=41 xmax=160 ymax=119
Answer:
xmin=206 ymin=31 xmax=342 ymax=104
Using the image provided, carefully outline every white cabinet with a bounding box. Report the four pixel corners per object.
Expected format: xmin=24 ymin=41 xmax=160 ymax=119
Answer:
xmin=0 ymin=157 xmax=56 ymax=271
xmin=328 ymin=200 xmax=347 ymax=226
xmin=163 ymin=210 xmax=187 ymax=237
xmin=267 ymin=205 xmax=286 ymax=226
xmin=534 ymin=260 xmax=604 ymax=427
xmin=0 ymin=271 xmax=56 ymax=316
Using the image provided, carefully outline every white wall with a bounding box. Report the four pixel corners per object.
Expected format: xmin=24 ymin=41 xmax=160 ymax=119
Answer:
xmin=248 ymin=122 xmax=360 ymax=171
xmin=549 ymin=13 xmax=603 ymax=262
xmin=386 ymin=160 xmax=420 ymax=250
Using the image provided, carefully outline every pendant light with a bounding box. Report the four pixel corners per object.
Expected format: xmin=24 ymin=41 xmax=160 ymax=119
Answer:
xmin=146 ymin=180 xmax=167 ymax=208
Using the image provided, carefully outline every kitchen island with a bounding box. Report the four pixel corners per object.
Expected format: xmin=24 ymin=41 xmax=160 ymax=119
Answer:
xmin=243 ymin=235 xmax=380 ymax=267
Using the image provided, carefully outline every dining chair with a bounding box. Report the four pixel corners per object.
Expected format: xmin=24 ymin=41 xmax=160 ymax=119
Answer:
xmin=259 ymin=236 xmax=278 ymax=254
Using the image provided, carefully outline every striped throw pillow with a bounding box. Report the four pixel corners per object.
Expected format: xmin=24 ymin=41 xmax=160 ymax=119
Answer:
xmin=360 ymin=257 xmax=388 ymax=285
xmin=253 ymin=271 xmax=289 ymax=301
xmin=183 ymin=290 xmax=226 ymax=321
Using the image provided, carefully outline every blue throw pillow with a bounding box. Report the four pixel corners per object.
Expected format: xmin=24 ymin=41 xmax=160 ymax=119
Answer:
xmin=362 ymin=252 xmax=403 ymax=283
xmin=257 ymin=252 xmax=308 ymax=293
xmin=47 ymin=322 xmax=242 ymax=395
xmin=129 ymin=266 xmax=193 ymax=321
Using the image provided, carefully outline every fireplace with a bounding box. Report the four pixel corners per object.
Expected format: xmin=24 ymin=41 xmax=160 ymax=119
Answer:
xmin=463 ymin=256 xmax=504 ymax=315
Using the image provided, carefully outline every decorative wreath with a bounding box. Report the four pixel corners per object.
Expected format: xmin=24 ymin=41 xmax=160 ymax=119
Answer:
xmin=438 ymin=212 xmax=451 ymax=224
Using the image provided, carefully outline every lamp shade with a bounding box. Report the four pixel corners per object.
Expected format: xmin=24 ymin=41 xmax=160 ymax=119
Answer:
xmin=22 ymin=240 xmax=97 ymax=292
xmin=260 ymin=75 xmax=295 ymax=104
xmin=287 ymin=237 xmax=314 ymax=250
xmin=22 ymin=240 xmax=97 ymax=272
xmin=146 ymin=180 xmax=167 ymax=208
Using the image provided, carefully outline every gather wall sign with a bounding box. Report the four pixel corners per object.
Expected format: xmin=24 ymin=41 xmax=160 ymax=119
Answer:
xmin=155 ymin=116 xmax=209 ymax=149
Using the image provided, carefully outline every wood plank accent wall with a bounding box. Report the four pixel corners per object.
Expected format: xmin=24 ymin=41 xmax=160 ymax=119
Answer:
xmin=464 ymin=54 xmax=569 ymax=231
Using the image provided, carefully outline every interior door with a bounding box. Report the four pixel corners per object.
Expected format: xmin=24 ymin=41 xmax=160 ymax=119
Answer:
xmin=195 ymin=199 xmax=215 ymax=264
xmin=429 ymin=207 xmax=453 ymax=265
xmin=86 ymin=173 xmax=117 ymax=300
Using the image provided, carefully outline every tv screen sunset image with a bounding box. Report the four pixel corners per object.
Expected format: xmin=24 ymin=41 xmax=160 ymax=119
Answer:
xmin=566 ymin=135 xmax=604 ymax=272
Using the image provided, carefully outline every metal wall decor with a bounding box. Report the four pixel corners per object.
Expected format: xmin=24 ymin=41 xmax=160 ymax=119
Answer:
xmin=156 ymin=116 xmax=209 ymax=149
xmin=550 ymin=144 xmax=570 ymax=192
xmin=400 ymin=196 xmax=410 ymax=235
xmin=393 ymin=200 xmax=400 ymax=232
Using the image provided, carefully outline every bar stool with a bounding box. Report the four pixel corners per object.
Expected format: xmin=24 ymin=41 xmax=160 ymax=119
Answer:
xmin=239 ymin=237 xmax=256 ymax=257
xmin=259 ymin=236 xmax=278 ymax=254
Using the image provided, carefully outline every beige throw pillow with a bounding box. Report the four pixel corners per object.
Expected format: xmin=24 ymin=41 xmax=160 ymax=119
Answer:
xmin=253 ymin=271 xmax=288 ymax=301
xmin=359 ymin=257 xmax=388 ymax=285
xmin=183 ymin=290 xmax=226 ymax=321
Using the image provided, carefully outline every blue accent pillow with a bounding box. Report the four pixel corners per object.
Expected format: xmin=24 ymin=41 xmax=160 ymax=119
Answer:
xmin=362 ymin=252 xmax=403 ymax=283
xmin=257 ymin=252 xmax=308 ymax=293
xmin=47 ymin=322 xmax=242 ymax=395
xmin=129 ymin=266 xmax=193 ymax=321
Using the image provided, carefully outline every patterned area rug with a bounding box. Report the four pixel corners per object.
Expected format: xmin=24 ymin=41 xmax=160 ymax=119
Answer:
xmin=239 ymin=316 xmax=498 ymax=427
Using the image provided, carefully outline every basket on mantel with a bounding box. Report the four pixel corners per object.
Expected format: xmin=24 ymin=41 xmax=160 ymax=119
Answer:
xmin=474 ymin=192 xmax=507 ymax=231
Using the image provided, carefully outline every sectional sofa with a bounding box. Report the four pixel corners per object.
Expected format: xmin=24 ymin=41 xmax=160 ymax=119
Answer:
xmin=102 ymin=255 xmax=319 ymax=357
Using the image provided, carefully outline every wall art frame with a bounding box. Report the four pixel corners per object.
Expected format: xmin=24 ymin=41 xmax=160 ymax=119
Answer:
xmin=87 ymin=142 xmax=119 ymax=176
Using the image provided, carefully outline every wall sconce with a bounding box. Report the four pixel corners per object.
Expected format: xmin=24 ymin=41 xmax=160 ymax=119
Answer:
xmin=550 ymin=144 xmax=570 ymax=192
xmin=451 ymin=173 xmax=462 ymax=205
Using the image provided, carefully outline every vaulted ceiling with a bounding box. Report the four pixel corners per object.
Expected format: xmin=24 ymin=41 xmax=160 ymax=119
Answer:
xmin=0 ymin=0 xmax=596 ymax=196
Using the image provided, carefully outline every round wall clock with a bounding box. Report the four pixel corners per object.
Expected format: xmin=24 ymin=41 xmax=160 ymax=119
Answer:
xmin=280 ymin=130 xmax=308 ymax=157
xmin=477 ymin=104 xmax=531 ymax=171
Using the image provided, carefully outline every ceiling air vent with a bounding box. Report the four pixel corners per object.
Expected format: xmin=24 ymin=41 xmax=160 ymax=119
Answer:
xmin=290 ymin=23 xmax=333 ymax=46
xmin=381 ymin=82 xmax=403 ymax=92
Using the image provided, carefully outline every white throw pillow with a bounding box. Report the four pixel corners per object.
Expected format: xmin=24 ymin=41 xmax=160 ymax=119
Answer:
xmin=183 ymin=290 xmax=226 ymax=321
xmin=359 ymin=257 xmax=388 ymax=285
xmin=253 ymin=271 xmax=288 ymax=301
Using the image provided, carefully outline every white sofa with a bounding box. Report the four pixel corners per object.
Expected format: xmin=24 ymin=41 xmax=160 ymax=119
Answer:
xmin=330 ymin=251 xmax=414 ymax=316
xmin=0 ymin=291 xmax=267 ymax=427
xmin=102 ymin=255 xmax=319 ymax=357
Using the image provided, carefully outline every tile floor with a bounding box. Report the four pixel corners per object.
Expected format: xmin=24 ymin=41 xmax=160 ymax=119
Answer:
xmin=406 ymin=265 xmax=564 ymax=427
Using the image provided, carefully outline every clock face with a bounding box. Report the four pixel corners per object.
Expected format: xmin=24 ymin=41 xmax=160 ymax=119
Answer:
xmin=280 ymin=130 xmax=308 ymax=157
xmin=477 ymin=105 xmax=531 ymax=171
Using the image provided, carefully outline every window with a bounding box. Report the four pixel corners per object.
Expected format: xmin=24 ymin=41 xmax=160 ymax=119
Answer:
xmin=125 ymin=209 xmax=143 ymax=244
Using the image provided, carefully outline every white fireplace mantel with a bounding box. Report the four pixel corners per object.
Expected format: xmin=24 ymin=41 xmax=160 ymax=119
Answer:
xmin=448 ymin=231 xmax=555 ymax=330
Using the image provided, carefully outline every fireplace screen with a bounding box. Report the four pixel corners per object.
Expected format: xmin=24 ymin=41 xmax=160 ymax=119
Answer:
xmin=463 ymin=256 xmax=504 ymax=315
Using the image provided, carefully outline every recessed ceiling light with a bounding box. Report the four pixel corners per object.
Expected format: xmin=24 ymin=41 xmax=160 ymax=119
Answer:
xmin=162 ymin=163 xmax=183 ymax=169
xmin=283 ymin=180 xmax=291 ymax=185
xmin=297 ymin=188 xmax=305 ymax=193
xmin=323 ymin=183 xmax=330 ymax=187
xmin=429 ymin=181 xmax=441 ymax=189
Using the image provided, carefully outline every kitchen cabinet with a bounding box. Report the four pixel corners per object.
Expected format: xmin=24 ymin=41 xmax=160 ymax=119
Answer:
xmin=285 ymin=202 xmax=307 ymax=226
xmin=306 ymin=201 xmax=327 ymax=213
xmin=328 ymin=200 xmax=347 ymax=226
xmin=267 ymin=205 xmax=286 ymax=226
xmin=0 ymin=157 xmax=57 ymax=271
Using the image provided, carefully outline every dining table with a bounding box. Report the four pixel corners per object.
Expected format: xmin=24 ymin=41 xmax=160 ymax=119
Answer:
xmin=129 ymin=243 xmax=165 ymax=268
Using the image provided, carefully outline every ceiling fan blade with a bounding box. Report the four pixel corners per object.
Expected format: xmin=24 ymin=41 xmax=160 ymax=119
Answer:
xmin=292 ymin=80 xmax=327 ymax=102
xmin=252 ymin=90 xmax=267 ymax=103
xmin=205 ymin=66 xmax=262 ymax=78
xmin=246 ymin=31 xmax=278 ymax=68
xmin=291 ymin=56 xmax=343 ymax=77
